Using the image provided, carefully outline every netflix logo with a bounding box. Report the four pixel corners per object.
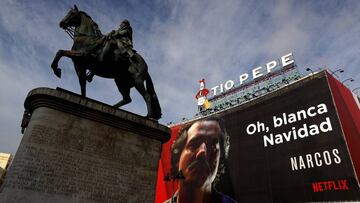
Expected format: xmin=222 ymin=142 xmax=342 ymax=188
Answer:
xmin=312 ymin=179 xmax=349 ymax=192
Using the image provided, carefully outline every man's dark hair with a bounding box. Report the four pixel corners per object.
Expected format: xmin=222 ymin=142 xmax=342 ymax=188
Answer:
xmin=170 ymin=117 xmax=230 ymax=184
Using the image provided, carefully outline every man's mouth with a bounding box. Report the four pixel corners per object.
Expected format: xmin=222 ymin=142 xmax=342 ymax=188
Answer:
xmin=187 ymin=158 xmax=211 ymax=172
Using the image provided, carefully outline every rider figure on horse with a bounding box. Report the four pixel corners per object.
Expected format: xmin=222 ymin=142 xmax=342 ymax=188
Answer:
xmin=87 ymin=19 xmax=137 ymax=82
xmin=100 ymin=19 xmax=136 ymax=62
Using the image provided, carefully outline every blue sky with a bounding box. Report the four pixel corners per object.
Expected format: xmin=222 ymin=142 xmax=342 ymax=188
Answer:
xmin=0 ymin=0 xmax=359 ymax=154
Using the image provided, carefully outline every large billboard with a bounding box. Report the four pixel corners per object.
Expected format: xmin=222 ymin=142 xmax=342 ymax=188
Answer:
xmin=156 ymin=71 xmax=360 ymax=202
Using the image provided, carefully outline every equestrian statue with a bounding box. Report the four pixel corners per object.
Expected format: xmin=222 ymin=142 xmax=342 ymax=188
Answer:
xmin=51 ymin=5 xmax=161 ymax=120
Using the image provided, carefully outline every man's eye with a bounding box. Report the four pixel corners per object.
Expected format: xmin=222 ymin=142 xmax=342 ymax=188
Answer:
xmin=210 ymin=143 xmax=217 ymax=150
xmin=209 ymin=140 xmax=219 ymax=150
xmin=187 ymin=142 xmax=198 ymax=150
xmin=187 ymin=139 xmax=218 ymax=151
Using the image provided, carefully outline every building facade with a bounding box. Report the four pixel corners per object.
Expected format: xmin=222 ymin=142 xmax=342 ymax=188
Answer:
xmin=156 ymin=71 xmax=360 ymax=202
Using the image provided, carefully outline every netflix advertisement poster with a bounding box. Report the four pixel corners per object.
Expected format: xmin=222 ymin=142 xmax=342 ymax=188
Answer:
xmin=156 ymin=72 xmax=360 ymax=202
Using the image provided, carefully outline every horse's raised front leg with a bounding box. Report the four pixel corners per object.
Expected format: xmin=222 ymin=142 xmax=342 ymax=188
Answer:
xmin=51 ymin=49 xmax=83 ymax=78
xmin=51 ymin=50 xmax=65 ymax=78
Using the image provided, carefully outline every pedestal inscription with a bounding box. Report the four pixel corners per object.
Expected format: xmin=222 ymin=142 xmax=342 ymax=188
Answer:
xmin=0 ymin=88 xmax=170 ymax=203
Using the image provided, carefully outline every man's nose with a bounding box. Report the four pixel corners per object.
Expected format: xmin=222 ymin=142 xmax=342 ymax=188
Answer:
xmin=196 ymin=142 xmax=207 ymax=158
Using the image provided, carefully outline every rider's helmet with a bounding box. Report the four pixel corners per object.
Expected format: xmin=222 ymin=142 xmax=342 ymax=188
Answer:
xmin=120 ymin=19 xmax=130 ymax=27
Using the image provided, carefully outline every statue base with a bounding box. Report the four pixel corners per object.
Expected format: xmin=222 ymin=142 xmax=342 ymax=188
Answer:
xmin=0 ymin=88 xmax=170 ymax=203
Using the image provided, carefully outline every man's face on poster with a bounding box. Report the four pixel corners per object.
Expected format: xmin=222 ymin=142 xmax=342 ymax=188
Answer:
xmin=178 ymin=120 xmax=221 ymax=187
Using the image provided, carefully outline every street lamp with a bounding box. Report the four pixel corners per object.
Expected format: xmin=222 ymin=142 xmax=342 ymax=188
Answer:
xmin=341 ymin=78 xmax=354 ymax=84
xmin=306 ymin=68 xmax=314 ymax=74
xmin=352 ymin=87 xmax=360 ymax=93
xmin=329 ymin=69 xmax=344 ymax=78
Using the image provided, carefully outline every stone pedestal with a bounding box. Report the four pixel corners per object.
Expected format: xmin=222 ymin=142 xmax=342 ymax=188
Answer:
xmin=0 ymin=88 xmax=170 ymax=203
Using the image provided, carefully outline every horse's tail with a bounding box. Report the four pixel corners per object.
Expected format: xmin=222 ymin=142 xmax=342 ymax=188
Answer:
xmin=145 ymin=73 xmax=162 ymax=119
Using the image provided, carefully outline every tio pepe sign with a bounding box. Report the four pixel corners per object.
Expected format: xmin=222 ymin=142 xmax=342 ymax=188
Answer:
xmin=211 ymin=53 xmax=295 ymax=96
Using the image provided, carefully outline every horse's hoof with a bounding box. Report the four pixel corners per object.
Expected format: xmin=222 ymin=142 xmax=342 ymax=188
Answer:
xmin=148 ymin=111 xmax=162 ymax=120
xmin=146 ymin=113 xmax=161 ymax=121
xmin=86 ymin=76 xmax=93 ymax=82
xmin=53 ymin=68 xmax=62 ymax=78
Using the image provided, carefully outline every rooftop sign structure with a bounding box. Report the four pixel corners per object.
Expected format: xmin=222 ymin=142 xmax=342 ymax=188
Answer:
xmin=196 ymin=53 xmax=302 ymax=116
xmin=210 ymin=53 xmax=295 ymax=97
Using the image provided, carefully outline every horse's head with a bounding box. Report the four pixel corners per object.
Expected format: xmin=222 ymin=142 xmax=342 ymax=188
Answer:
xmin=59 ymin=5 xmax=81 ymax=29
xmin=59 ymin=5 xmax=102 ymax=38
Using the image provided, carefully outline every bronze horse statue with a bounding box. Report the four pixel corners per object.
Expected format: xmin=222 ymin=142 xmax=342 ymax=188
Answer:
xmin=51 ymin=5 xmax=161 ymax=120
